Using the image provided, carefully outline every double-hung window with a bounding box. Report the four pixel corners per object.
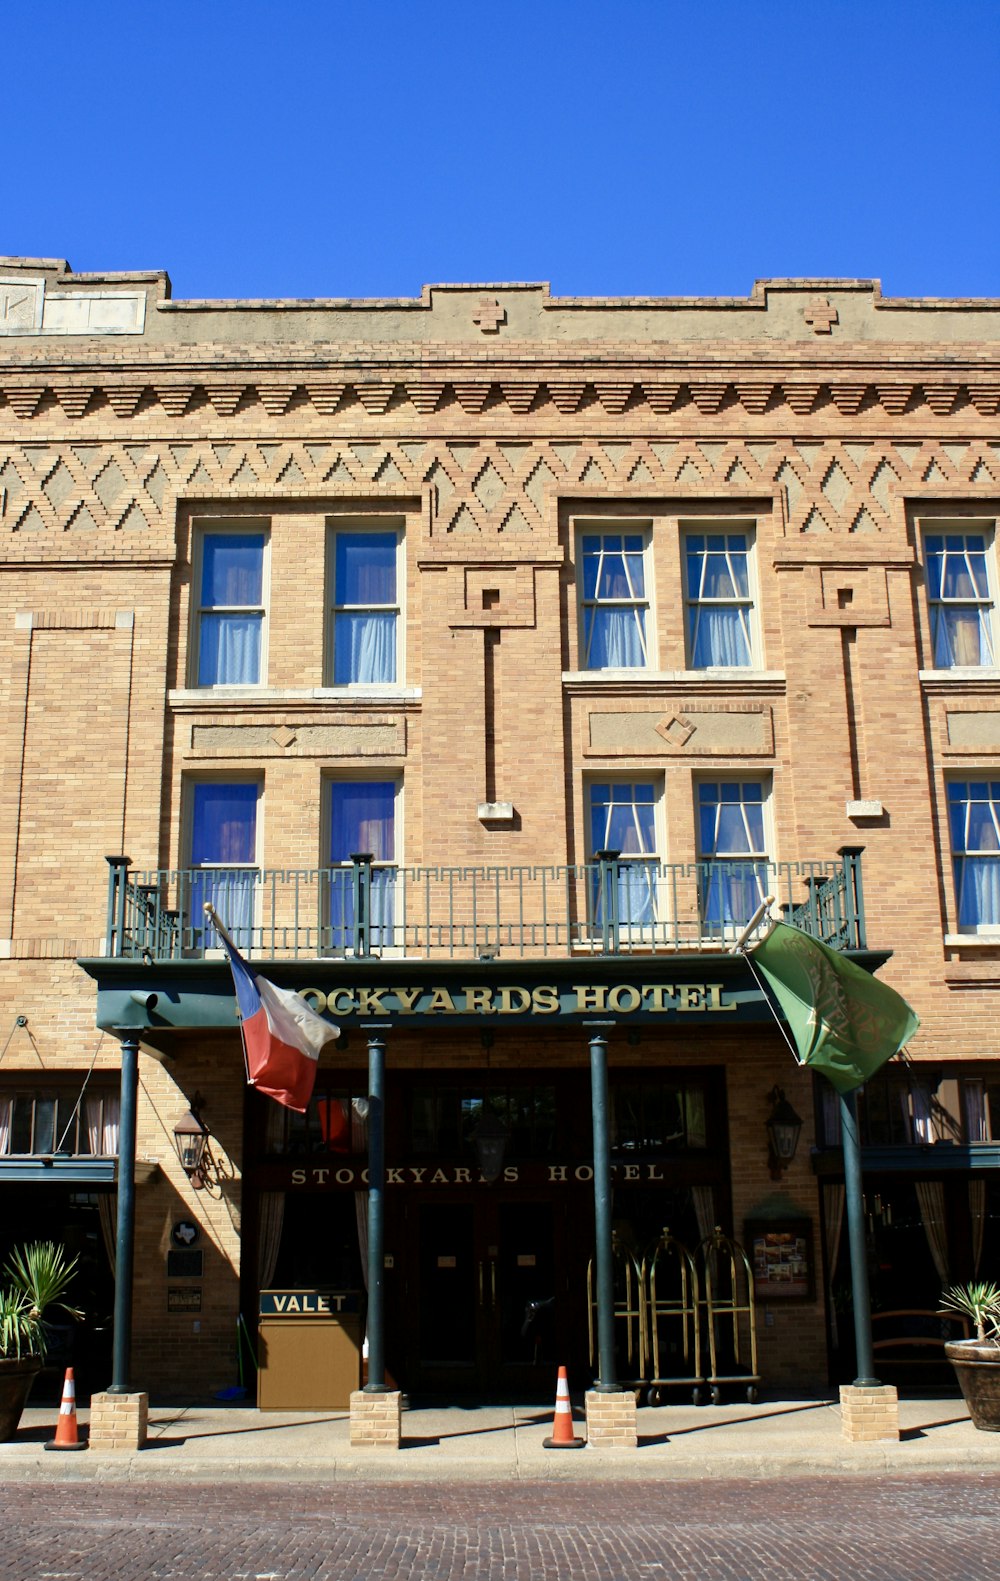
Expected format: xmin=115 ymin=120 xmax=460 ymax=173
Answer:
xmin=948 ymin=780 xmax=1000 ymax=932
xmin=195 ymin=529 xmax=266 ymax=685
xmin=579 ymin=531 xmax=650 ymax=669
xmin=327 ymin=780 xmax=398 ymax=952
xmin=188 ymin=781 xmax=260 ymax=950
xmin=925 ymin=529 xmax=996 ymax=668
xmin=329 ymin=526 xmax=401 ymax=685
xmin=588 ymin=781 xmax=660 ymax=932
xmin=685 ymin=530 xmax=755 ymax=668
xmin=697 ymin=780 xmax=769 ymax=933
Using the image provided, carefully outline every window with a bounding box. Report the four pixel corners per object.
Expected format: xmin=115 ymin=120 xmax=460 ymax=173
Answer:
xmin=579 ymin=530 xmax=650 ymax=669
xmin=611 ymin=1075 xmax=709 ymax=1153
xmin=0 ymin=1087 xmax=119 ymax=1155
xmin=327 ymin=780 xmax=398 ymax=951
xmin=925 ymin=529 xmax=996 ymax=668
xmin=188 ymin=781 xmax=260 ymax=949
xmin=194 ymin=528 xmax=266 ymax=685
xmin=697 ymin=780 xmax=769 ymax=933
xmin=588 ymin=781 xmax=660 ymax=929
xmin=684 ymin=529 xmax=755 ymax=668
xmin=328 ymin=526 xmax=401 ymax=684
xmin=948 ymin=780 xmax=1000 ymax=932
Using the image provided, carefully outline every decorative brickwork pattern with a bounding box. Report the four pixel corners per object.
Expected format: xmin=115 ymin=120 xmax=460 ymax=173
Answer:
xmin=839 ymin=1383 xmax=900 ymax=1442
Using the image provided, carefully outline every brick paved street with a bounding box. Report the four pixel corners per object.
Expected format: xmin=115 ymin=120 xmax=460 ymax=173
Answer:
xmin=4 ymin=1475 xmax=1000 ymax=1580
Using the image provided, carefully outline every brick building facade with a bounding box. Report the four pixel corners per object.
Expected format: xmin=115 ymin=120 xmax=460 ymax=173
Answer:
xmin=1 ymin=257 xmax=999 ymax=1404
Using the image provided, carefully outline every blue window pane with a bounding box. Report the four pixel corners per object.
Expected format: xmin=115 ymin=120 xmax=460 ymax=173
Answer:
xmin=330 ymin=782 xmax=395 ymax=863
xmin=202 ymin=534 xmax=263 ymax=606
xmin=192 ymin=783 xmax=257 ymax=864
xmin=584 ymin=607 xmax=646 ymax=668
xmin=336 ymin=532 xmax=397 ymax=605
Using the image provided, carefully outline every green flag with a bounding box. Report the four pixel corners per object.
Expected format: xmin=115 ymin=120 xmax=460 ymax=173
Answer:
xmin=748 ymin=921 xmax=919 ymax=1094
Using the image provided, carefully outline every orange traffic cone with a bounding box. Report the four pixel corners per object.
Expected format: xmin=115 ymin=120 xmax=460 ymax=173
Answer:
xmin=542 ymin=1365 xmax=585 ymax=1448
xmin=44 ymin=1367 xmax=87 ymax=1452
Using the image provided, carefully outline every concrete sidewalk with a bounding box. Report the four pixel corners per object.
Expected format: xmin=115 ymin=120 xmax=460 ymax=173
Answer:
xmin=1 ymin=1393 xmax=997 ymax=1481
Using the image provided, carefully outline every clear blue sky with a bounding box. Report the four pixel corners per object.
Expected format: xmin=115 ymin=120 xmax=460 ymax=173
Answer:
xmin=5 ymin=0 xmax=999 ymax=302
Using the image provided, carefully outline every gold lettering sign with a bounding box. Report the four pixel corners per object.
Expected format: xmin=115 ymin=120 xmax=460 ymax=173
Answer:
xmin=289 ymin=983 xmax=738 ymax=1017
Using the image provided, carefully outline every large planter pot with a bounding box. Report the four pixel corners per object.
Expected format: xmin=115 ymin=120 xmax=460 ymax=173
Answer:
xmin=945 ymin=1339 xmax=1000 ymax=1431
xmin=0 ymin=1355 xmax=43 ymax=1440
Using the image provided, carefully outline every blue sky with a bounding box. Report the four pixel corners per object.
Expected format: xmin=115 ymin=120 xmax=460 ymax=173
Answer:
xmin=5 ymin=0 xmax=999 ymax=302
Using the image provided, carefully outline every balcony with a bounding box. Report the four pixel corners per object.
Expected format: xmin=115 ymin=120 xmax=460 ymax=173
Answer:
xmin=104 ymin=848 xmax=867 ymax=963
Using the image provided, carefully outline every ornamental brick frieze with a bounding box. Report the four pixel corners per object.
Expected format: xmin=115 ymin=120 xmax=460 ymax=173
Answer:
xmin=1 ymin=432 xmax=998 ymax=550
xmin=2 ymin=374 xmax=1000 ymax=422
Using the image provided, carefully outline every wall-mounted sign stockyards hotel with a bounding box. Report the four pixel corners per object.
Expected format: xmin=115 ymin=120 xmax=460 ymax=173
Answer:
xmin=297 ymin=980 xmax=739 ymax=1020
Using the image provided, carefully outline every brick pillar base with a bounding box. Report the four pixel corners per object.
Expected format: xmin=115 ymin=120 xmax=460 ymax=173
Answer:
xmin=88 ymin=1391 xmax=148 ymax=1452
xmin=839 ymin=1382 xmax=900 ymax=1442
xmin=584 ymin=1389 xmax=638 ymax=1449
xmin=349 ymin=1389 xmax=402 ymax=1449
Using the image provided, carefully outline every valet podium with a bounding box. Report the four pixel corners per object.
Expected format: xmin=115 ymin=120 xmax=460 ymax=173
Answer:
xmin=257 ymin=1289 xmax=363 ymax=1410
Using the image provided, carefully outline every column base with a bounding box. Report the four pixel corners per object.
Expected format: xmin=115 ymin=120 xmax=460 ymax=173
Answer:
xmin=584 ymin=1389 xmax=638 ymax=1449
xmin=88 ymin=1391 xmax=148 ymax=1452
xmin=349 ymin=1389 xmax=402 ymax=1449
xmin=839 ymin=1382 xmax=900 ymax=1442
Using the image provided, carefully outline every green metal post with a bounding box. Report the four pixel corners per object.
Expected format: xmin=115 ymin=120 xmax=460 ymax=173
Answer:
xmin=588 ymin=1023 xmax=619 ymax=1391
xmin=364 ymin=1025 xmax=389 ymax=1392
xmin=108 ymin=1032 xmax=139 ymax=1393
xmin=596 ymin=850 xmax=620 ymax=955
xmin=840 ymin=1086 xmax=879 ymax=1386
xmin=838 ymin=845 xmax=866 ymax=949
xmin=352 ymin=853 xmax=373 ymax=958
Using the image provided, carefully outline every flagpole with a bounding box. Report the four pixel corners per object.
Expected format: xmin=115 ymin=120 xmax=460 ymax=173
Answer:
xmin=203 ymin=901 xmax=238 ymax=954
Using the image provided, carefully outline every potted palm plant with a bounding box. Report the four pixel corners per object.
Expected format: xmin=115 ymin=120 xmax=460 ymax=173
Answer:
xmin=0 ymin=1241 xmax=82 ymax=1440
xmin=940 ymin=1280 xmax=1000 ymax=1432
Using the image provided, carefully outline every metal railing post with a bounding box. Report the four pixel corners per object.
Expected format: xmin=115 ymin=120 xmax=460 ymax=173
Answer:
xmin=351 ymin=853 xmax=374 ymax=958
xmin=104 ymin=856 xmax=132 ymax=958
xmin=838 ymin=846 xmax=866 ymax=949
xmin=596 ymin=850 xmax=620 ymax=955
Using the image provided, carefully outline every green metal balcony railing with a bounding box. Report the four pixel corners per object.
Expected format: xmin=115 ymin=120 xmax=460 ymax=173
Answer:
xmin=103 ymin=847 xmax=866 ymax=962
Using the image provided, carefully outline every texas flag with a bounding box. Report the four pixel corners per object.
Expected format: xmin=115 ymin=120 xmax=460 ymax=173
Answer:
xmin=223 ymin=942 xmax=340 ymax=1112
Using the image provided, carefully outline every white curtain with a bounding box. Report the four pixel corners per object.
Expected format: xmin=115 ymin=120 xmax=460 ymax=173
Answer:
xmin=335 ymin=612 xmax=397 ymax=684
xmin=823 ymin=1182 xmax=846 ymax=1350
xmin=199 ymin=614 xmax=262 ymax=684
xmin=911 ymin=1086 xmax=936 ymax=1143
xmin=958 ymin=858 xmax=1000 ymax=927
xmin=963 ymin=1080 xmax=988 ymax=1142
xmin=585 ymin=607 xmax=645 ymax=668
xmin=98 ymin=1193 xmax=117 ymax=1274
xmin=257 ymin=1192 xmax=285 ymax=1289
xmin=690 ymin=607 xmax=751 ymax=667
xmin=970 ymin=1179 xmax=987 ymax=1276
xmin=85 ymin=1093 xmax=120 ymax=1155
xmin=934 ymin=608 xmax=990 ymax=667
xmin=914 ymin=1180 xmax=950 ymax=1286
xmin=192 ymin=870 xmax=256 ymax=948
xmin=0 ymin=1098 xmax=10 ymax=1154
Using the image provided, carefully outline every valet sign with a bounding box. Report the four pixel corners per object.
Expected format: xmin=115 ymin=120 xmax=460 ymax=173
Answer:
xmin=295 ymin=980 xmax=738 ymax=1021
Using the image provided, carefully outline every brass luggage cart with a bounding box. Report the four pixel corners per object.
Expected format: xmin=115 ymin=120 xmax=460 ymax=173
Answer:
xmin=643 ymin=1227 xmax=706 ymax=1406
xmin=587 ymin=1231 xmax=646 ymax=1394
xmin=699 ymin=1227 xmax=760 ymax=1405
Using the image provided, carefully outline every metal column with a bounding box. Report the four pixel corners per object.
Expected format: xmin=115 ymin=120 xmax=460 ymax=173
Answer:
xmin=108 ymin=1032 xmax=139 ymax=1394
xmin=588 ymin=1023 xmax=619 ymax=1391
xmin=840 ymin=1087 xmax=879 ymax=1386
xmin=364 ymin=1025 xmax=389 ymax=1392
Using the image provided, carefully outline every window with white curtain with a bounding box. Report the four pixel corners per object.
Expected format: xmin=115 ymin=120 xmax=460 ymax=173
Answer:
xmin=194 ymin=527 xmax=266 ymax=685
xmin=684 ymin=528 xmax=756 ymax=668
xmin=327 ymin=780 xmax=398 ymax=952
xmin=578 ymin=529 xmax=651 ymax=669
xmin=588 ymin=781 xmax=661 ymax=930
xmin=188 ymin=780 xmax=260 ymax=949
xmin=948 ymin=779 xmax=1000 ymax=932
xmin=925 ymin=527 xmax=996 ymax=668
xmin=328 ymin=524 xmax=401 ymax=685
xmin=697 ymin=779 xmax=770 ymax=934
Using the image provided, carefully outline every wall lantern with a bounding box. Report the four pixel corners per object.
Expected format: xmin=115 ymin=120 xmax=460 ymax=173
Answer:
xmin=765 ymin=1085 xmax=803 ymax=1179
xmin=473 ymin=1109 xmax=509 ymax=1183
xmin=173 ymin=1093 xmax=211 ymax=1189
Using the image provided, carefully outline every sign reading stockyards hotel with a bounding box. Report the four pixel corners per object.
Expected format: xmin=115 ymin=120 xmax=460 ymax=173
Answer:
xmin=299 ymin=978 xmax=739 ymax=1019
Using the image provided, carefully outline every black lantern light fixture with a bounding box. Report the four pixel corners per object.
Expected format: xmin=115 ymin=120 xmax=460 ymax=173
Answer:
xmin=173 ymin=1093 xmax=211 ymax=1189
xmin=473 ymin=1107 xmax=509 ymax=1183
xmin=765 ymin=1085 xmax=803 ymax=1179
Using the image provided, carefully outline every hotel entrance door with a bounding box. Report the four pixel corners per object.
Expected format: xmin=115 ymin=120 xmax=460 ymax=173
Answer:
xmin=404 ymin=1195 xmax=570 ymax=1397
